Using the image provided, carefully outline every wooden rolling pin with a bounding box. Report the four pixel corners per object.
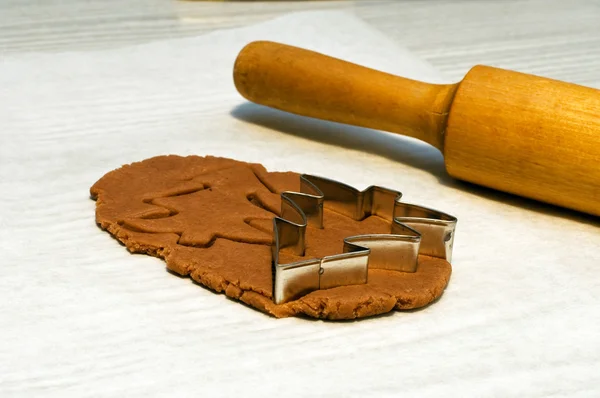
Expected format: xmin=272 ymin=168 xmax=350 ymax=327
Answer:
xmin=233 ymin=41 xmax=600 ymax=217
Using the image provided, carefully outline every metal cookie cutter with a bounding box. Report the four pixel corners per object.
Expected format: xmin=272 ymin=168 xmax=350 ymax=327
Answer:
xmin=272 ymin=175 xmax=457 ymax=305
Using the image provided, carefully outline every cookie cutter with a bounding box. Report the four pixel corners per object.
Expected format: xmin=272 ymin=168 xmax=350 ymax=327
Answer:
xmin=272 ymin=175 xmax=457 ymax=305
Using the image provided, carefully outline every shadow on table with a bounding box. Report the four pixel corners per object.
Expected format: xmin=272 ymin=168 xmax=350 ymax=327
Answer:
xmin=231 ymin=103 xmax=599 ymax=228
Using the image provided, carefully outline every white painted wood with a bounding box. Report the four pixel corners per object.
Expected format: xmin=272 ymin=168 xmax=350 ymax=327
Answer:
xmin=1 ymin=0 xmax=599 ymax=87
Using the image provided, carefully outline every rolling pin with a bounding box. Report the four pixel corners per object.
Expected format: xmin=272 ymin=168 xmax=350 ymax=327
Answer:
xmin=233 ymin=41 xmax=600 ymax=217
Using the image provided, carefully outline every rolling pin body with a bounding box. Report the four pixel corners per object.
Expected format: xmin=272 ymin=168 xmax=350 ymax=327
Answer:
xmin=234 ymin=41 xmax=600 ymax=216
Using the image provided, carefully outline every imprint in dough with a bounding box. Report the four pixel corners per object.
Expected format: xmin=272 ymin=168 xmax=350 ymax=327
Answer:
xmin=90 ymin=155 xmax=451 ymax=319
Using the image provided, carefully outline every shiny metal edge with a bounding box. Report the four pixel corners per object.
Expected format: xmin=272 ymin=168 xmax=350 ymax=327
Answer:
xmin=272 ymin=174 xmax=457 ymax=304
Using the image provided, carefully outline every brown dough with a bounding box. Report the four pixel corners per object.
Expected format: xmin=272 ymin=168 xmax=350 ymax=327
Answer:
xmin=90 ymin=155 xmax=451 ymax=319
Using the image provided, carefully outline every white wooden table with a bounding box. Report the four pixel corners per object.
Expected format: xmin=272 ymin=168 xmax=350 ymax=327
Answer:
xmin=2 ymin=0 xmax=599 ymax=86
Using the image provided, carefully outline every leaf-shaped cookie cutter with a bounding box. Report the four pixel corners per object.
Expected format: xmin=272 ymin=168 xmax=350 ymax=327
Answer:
xmin=272 ymin=175 xmax=457 ymax=305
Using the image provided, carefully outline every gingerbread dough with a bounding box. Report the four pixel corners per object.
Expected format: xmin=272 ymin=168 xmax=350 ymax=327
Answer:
xmin=90 ymin=155 xmax=451 ymax=319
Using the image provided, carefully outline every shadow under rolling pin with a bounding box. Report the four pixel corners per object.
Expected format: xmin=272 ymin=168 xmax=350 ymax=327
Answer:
xmin=233 ymin=41 xmax=600 ymax=217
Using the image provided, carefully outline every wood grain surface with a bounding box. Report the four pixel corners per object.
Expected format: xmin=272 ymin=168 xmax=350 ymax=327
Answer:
xmin=234 ymin=41 xmax=600 ymax=216
xmin=2 ymin=0 xmax=599 ymax=89
xmin=234 ymin=41 xmax=458 ymax=149
xmin=445 ymin=65 xmax=600 ymax=216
